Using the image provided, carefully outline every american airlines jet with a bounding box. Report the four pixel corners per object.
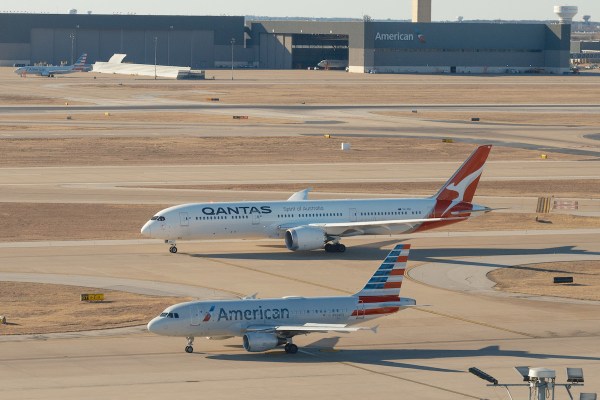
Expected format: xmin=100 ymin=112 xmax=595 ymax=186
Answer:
xmin=148 ymin=243 xmax=415 ymax=354
xmin=141 ymin=145 xmax=492 ymax=253
xmin=14 ymin=53 xmax=88 ymax=77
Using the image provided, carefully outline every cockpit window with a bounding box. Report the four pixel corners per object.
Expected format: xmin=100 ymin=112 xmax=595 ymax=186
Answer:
xmin=150 ymin=216 xmax=166 ymax=221
xmin=160 ymin=312 xmax=168 ymax=317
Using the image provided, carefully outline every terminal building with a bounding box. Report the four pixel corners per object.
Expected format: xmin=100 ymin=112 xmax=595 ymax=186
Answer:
xmin=250 ymin=21 xmax=571 ymax=73
xmin=0 ymin=12 xmax=572 ymax=74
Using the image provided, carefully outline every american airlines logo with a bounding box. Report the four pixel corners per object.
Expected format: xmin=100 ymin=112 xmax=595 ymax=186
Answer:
xmin=217 ymin=306 xmax=290 ymax=321
xmin=375 ymin=31 xmax=426 ymax=43
xmin=203 ymin=305 xmax=215 ymax=322
xmin=375 ymin=32 xmax=414 ymax=41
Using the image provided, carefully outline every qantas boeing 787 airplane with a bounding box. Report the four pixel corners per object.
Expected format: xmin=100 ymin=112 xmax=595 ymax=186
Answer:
xmin=141 ymin=145 xmax=492 ymax=253
xmin=148 ymin=243 xmax=415 ymax=354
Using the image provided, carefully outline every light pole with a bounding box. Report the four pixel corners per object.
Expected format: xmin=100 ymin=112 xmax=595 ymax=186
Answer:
xmin=230 ymin=38 xmax=235 ymax=80
xmin=69 ymin=32 xmax=76 ymax=64
xmin=154 ymin=36 xmax=158 ymax=80
xmin=168 ymin=26 xmax=173 ymax=66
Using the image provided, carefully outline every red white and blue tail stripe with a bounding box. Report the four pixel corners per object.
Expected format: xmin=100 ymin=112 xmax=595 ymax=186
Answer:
xmin=73 ymin=53 xmax=88 ymax=71
xmin=352 ymin=244 xmax=415 ymax=318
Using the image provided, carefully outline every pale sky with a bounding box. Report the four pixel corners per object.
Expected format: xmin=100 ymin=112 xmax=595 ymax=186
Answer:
xmin=3 ymin=0 xmax=599 ymax=22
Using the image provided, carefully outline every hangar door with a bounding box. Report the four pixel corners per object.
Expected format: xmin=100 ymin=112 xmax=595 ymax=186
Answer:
xmin=259 ymin=33 xmax=292 ymax=69
xmin=291 ymin=34 xmax=348 ymax=69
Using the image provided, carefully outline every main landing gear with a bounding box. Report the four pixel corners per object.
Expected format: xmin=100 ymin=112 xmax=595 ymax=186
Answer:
xmin=324 ymin=242 xmax=346 ymax=253
xmin=185 ymin=336 xmax=194 ymax=353
xmin=166 ymin=240 xmax=177 ymax=254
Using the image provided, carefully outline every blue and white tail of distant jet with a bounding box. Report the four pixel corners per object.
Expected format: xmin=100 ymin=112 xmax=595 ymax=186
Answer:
xmin=148 ymin=243 xmax=416 ymax=354
xmin=14 ymin=53 xmax=88 ymax=77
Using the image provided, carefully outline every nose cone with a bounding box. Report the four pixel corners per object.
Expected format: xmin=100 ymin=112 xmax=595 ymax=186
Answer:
xmin=141 ymin=221 xmax=153 ymax=237
xmin=147 ymin=316 xmax=165 ymax=334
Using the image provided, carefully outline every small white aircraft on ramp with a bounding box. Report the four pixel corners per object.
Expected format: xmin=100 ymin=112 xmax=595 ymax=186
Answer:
xmin=14 ymin=53 xmax=88 ymax=77
xmin=148 ymin=243 xmax=416 ymax=354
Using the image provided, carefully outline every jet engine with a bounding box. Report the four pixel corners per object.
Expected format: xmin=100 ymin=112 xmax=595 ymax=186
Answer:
xmin=284 ymin=226 xmax=327 ymax=251
xmin=242 ymin=332 xmax=286 ymax=352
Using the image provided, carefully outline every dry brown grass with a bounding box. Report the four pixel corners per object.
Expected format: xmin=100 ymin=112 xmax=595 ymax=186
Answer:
xmin=0 ymin=203 xmax=163 ymax=242
xmin=375 ymin=111 xmax=600 ymax=127
xmin=0 ymin=282 xmax=191 ymax=334
xmin=2 ymin=69 xmax=600 ymax=106
xmin=0 ymin=94 xmax=73 ymax=105
xmin=144 ymin=180 xmax=600 ymax=199
xmin=165 ymin=82 xmax=600 ymax=105
xmin=79 ymin=75 xmax=600 ymax=105
xmin=488 ymin=261 xmax=600 ymax=301
xmin=0 ymin=136 xmax=579 ymax=167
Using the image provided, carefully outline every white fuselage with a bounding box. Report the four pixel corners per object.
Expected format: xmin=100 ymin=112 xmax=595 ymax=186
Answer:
xmin=141 ymin=198 xmax=435 ymax=241
xmin=14 ymin=65 xmax=76 ymax=76
xmin=148 ymin=296 xmax=398 ymax=338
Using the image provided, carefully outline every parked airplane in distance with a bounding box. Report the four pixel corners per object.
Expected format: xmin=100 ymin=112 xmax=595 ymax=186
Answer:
xmin=148 ymin=243 xmax=416 ymax=354
xmin=316 ymin=59 xmax=348 ymax=70
xmin=14 ymin=53 xmax=88 ymax=77
xmin=141 ymin=145 xmax=492 ymax=253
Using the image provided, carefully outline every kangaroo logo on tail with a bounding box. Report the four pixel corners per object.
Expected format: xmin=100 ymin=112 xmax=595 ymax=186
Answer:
xmin=416 ymin=145 xmax=492 ymax=232
xmin=435 ymin=145 xmax=492 ymax=205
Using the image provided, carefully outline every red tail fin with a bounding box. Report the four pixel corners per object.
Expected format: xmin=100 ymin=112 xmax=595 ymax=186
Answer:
xmin=434 ymin=145 xmax=492 ymax=203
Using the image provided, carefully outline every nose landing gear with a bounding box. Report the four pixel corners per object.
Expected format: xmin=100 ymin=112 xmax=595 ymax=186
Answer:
xmin=165 ymin=240 xmax=177 ymax=254
xmin=185 ymin=336 xmax=194 ymax=353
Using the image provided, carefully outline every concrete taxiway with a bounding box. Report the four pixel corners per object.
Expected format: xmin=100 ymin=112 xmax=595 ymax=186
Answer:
xmin=1 ymin=70 xmax=599 ymax=399
xmin=1 ymin=232 xmax=599 ymax=399
xmin=1 ymin=162 xmax=599 ymax=210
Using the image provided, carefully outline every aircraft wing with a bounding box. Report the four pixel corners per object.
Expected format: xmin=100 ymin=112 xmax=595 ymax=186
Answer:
xmin=246 ymin=323 xmax=373 ymax=335
xmin=308 ymin=216 xmax=464 ymax=236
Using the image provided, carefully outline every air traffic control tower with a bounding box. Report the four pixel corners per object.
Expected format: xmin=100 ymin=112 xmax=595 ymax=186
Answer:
xmin=412 ymin=0 xmax=432 ymax=23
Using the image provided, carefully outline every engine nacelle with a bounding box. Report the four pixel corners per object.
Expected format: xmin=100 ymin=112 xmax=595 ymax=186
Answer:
xmin=284 ymin=226 xmax=326 ymax=251
xmin=242 ymin=332 xmax=286 ymax=352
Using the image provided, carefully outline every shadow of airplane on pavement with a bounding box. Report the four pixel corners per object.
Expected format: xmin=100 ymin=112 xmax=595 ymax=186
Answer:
xmin=184 ymin=241 xmax=599 ymax=268
xmin=204 ymin=341 xmax=600 ymax=373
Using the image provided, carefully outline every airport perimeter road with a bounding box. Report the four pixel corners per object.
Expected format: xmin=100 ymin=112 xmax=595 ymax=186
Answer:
xmin=0 ymin=233 xmax=599 ymax=399
xmin=1 ymin=160 xmax=598 ymax=204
